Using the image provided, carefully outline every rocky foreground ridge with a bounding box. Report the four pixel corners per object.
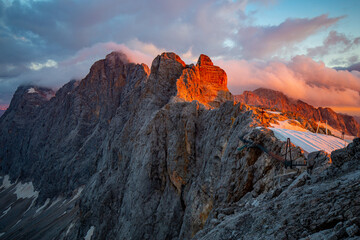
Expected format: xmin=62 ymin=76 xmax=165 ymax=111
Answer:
xmin=0 ymin=52 xmax=359 ymax=239
xmin=235 ymin=88 xmax=360 ymax=136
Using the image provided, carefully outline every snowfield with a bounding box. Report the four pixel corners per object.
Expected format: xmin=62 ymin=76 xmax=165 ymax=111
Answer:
xmin=271 ymin=119 xmax=307 ymax=132
xmin=269 ymin=125 xmax=348 ymax=155
xmin=317 ymin=122 xmax=355 ymax=143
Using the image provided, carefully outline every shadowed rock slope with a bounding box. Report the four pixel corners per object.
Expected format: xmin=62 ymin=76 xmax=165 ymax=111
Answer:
xmin=0 ymin=52 xmax=359 ymax=240
xmin=195 ymin=139 xmax=360 ymax=239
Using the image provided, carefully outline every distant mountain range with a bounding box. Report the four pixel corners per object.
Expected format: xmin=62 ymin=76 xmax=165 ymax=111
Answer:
xmin=235 ymin=88 xmax=360 ymax=136
xmin=0 ymin=110 xmax=5 ymax=117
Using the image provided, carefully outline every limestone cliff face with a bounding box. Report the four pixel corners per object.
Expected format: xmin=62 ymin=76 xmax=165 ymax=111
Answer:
xmin=235 ymin=88 xmax=360 ymax=136
xmin=0 ymin=52 xmax=359 ymax=240
xmin=0 ymin=51 xmax=238 ymax=239
xmin=176 ymin=54 xmax=232 ymax=108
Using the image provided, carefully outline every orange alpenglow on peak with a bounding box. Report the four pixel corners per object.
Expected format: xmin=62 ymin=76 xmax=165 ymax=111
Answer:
xmin=197 ymin=54 xmax=214 ymax=66
xmin=159 ymin=52 xmax=186 ymax=67
xmin=176 ymin=54 xmax=233 ymax=108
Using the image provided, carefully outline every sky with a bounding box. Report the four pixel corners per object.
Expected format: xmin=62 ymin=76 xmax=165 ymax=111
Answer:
xmin=0 ymin=0 xmax=360 ymax=115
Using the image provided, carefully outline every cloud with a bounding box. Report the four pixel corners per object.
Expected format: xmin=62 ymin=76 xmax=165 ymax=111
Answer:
xmin=61 ymin=41 xmax=156 ymax=68
xmin=216 ymin=55 xmax=360 ymax=108
xmin=0 ymin=0 xmax=277 ymax=65
xmin=126 ymin=39 xmax=166 ymax=62
xmin=0 ymin=0 xmax=350 ymax=69
xmin=28 ymin=59 xmax=58 ymax=71
xmin=0 ymin=0 xmax=359 ymax=110
xmin=1 ymin=37 xmax=359 ymax=118
xmin=307 ymin=31 xmax=360 ymax=58
xmin=0 ymin=0 xmax=241 ymax=75
xmin=347 ymin=56 xmax=359 ymax=65
xmin=0 ymin=0 xmax=251 ymax=103
xmin=0 ymin=41 xmax=157 ymax=107
xmin=236 ymin=14 xmax=343 ymax=59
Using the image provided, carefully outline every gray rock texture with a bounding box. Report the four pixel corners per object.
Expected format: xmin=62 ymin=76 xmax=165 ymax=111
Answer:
xmin=0 ymin=51 xmax=359 ymax=240
xmin=195 ymin=140 xmax=360 ymax=240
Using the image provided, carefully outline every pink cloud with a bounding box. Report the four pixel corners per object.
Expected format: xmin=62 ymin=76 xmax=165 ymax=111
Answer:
xmin=215 ymin=55 xmax=360 ymax=108
xmin=61 ymin=42 xmax=155 ymax=67
xmin=307 ymin=31 xmax=360 ymax=57
xmin=12 ymin=42 xmax=158 ymax=93
xmin=289 ymin=55 xmax=360 ymax=90
xmin=237 ymin=14 xmax=343 ymax=59
xmin=0 ymin=105 xmax=8 ymax=110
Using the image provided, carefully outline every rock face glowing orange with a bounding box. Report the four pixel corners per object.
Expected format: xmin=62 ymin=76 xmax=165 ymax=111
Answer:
xmin=176 ymin=54 xmax=233 ymax=108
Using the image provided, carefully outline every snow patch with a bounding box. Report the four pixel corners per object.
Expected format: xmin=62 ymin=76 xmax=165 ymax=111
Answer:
xmin=270 ymin=127 xmax=347 ymax=154
xmin=0 ymin=233 xmax=4 ymax=237
xmin=318 ymin=122 xmax=355 ymax=143
xmin=27 ymin=88 xmax=38 ymax=94
xmin=12 ymin=219 xmax=22 ymax=228
xmin=251 ymin=199 xmax=260 ymax=207
xmin=1 ymin=175 xmax=13 ymax=189
xmin=70 ymin=187 xmax=84 ymax=202
xmin=0 ymin=206 xmax=11 ymax=218
xmin=14 ymin=182 xmax=39 ymax=200
xmin=23 ymin=199 xmax=36 ymax=215
xmin=35 ymin=198 xmax=50 ymax=215
xmin=66 ymin=223 xmax=74 ymax=236
xmin=48 ymin=197 xmax=62 ymax=209
xmin=44 ymin=92 xmax=55 ymax=101
xmin=271 ymin=119 xmax=307 ymax=132
xmin=266 ymin=110 xmax=281 ymax=115
xmin=84 ymin=226 xmax=95 ymax=240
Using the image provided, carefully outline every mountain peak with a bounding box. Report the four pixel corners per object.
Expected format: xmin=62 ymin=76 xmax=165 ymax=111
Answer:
xmin=1 ymin=52 xmax=360 ymax=240
xmin=158 ymin=52 xmax=186 ymax=67
xmin=4 ymin=85 xmax=55 ymax=120
xmin=105 ymin=51 xmax=130 ymax=65
xmin=147 ymin=52 xmax=232 ymax=108
xmin=176 ymin=54 xmax=232 ymax=108
xmin=197 ymin=54 xmax=213 ymax=66
xmin=235 ymin=88 xmax=360 ymax=136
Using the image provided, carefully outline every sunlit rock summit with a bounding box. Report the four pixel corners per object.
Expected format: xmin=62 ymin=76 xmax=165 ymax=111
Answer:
xmin=176 ymin=54 xmax=232 ymax=107
xmin=236 ymin=88 xmax=360 ymax=136
xmin=0 ymin=51 xmax=359 ymax=240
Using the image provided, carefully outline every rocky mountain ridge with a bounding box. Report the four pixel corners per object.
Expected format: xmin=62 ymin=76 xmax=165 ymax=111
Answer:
xmin=0 ymin=51 xmax=239 ymax=239
xmin=235 ymin=88 xmax=360 ymax=136
xmin=354 ymin=116 xmax=360 ymax=125
xmin=0 ymin=51 xmax=359 ymax=240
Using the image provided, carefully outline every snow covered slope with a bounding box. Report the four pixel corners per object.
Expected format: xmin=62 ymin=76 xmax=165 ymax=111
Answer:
xmin=271 ymin=119 xmax=307 ymax=132
xmin=269 ymin=126 xmax=348 ymax=155
xmin=317 ymin=122 xmax=355 ymax=143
